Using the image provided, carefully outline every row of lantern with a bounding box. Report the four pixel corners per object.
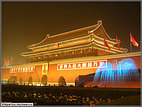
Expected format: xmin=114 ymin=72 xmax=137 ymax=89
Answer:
xmin=10 ymin=66 xmax=35 ymax=73
xmin=32 ymin=49 xmax=95 ymax=60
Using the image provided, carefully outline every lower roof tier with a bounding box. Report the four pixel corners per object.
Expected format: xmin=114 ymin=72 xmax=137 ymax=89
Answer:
xmin=22 ymin=41 xmax=127 ymax=58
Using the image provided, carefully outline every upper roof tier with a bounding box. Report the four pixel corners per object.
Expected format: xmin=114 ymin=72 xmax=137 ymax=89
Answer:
xmin=28 ymin=20 xmax=116 ymax=49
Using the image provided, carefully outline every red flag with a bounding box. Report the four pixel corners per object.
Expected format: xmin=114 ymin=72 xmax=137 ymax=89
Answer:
xmin=55 ymin=43 xmax=59 ymax=47
xmin=104 ymin=39 xmax=110 ymax=51
xmin=11 ymin=56 xmax=14 ymax=63
xmin=7 ymin=58 xmax=9 ymax=64
xmin=4 ymin=58 xmax=7 ymax=65
xmin=116 ymin=36 xmax=120 ymax=49
xmin=130 ymin=33 xmax=139 ymax=47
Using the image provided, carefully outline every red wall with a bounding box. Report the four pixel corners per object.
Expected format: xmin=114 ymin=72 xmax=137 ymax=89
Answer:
xmin=1 ymin=54 xmax=141 ymax=88
xmin=47 ymin=55 xmax=140 ymax=84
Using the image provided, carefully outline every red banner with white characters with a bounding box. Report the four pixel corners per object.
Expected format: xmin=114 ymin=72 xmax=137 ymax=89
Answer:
xmin=10 ymin=66 xmax=35 ymax=73
xmin=57 ymin=60 xmax=107 ymax=70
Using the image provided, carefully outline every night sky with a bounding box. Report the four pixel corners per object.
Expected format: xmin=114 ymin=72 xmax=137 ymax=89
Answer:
xmin=2 ymin=2 xmax=140 ymax=66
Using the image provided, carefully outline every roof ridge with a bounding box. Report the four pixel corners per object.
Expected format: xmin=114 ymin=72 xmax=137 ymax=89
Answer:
xmin=48 ymin=24 xmax=99 ymax=38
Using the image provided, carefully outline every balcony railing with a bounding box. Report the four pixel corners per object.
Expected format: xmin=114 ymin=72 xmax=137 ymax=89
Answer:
xmin=29 ymin=49 xmax=98 ymax=63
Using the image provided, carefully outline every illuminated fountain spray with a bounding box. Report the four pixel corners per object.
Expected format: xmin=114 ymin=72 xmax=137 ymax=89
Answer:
xmin=93 ymin=58 xmax=140 ymax=88
xmin=116 ymin=58 xmax=140 ymax=83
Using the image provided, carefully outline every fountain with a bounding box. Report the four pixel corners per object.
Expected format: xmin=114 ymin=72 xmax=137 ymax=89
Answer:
xmin=93 ymin=58 xmax=140 ymax=88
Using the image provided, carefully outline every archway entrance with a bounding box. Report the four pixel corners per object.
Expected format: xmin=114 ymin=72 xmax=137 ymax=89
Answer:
xmin=58 ymin=76 xmax=66 ymax=86
xmin=41 ymin=75 xmax=47 ymax=86
xmin=75 ymin=76 xmax=79 ymax=86
xmin=19 ymin=77 xmax=23 ymax=84
xmin=8 ymin=76 xmax=17 ymax=83
xmin=75 ymin=76 xmax=84 ymax=87
xmin=28 ymin=77 xmax=32 ymax=85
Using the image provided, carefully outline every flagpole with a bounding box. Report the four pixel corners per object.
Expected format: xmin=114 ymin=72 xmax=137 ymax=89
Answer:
xmin=130 ymin=33 xmax=132 ymax=52
xmin=104 ymin=39 xmax=106 ymax=56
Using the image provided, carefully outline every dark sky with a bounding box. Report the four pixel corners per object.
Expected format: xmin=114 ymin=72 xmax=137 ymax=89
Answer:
xmin=2 ymin=2 xmax=140 ymax=65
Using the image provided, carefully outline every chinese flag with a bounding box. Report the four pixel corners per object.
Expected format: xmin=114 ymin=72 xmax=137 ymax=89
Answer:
xmin=4 ymin=58 xmax=7 ymax=64
xmin=130 ymin=33 xmax=139 ymax=47
xmin=11 ymin=56 xmax=14 ymax=63
xmin=7 ymin=58 xmax=9 ymax=64
xmin=104 ymin=39 xmax=110 ymax=51
xmin=55 ymin=43 xmax=59 ymax=47
xmin=116 ymin=36 xmax=120 ymax=49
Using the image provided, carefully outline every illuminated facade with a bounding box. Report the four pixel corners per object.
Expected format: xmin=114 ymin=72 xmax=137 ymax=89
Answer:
xmin=21 ymin=20 xmax=127 ymax=61
xmin=1 ymin=20 xmax=141 ymax=88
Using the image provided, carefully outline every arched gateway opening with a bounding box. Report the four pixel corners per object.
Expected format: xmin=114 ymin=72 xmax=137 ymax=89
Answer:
xmin=41 ymin=75 xmax=47 ymax=86
xmin=58 ymin=76 xmax=66 ymax=86
xmin=75 ymin=76 xmax=84 ymax=87
xmin=8 ymin=76 xmax=17 ymax=83
xmin=19 ymin=77 xmax=23 ymax=84
xmin=75 ymin=77 xmax=79 ymax=86
xmin=28 ymin=77 xmax=32 ymax=85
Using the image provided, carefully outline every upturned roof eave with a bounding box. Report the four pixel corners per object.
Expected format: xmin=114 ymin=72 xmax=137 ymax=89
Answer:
xmin=28 ymin=24 xmax=99 ymax=49
xmin=21 ymin=39 xmax=126 ymax=57
xmin=28 ymin=24 xmax=116 ymax=50
xmin=21 ymin=41 xmax=93 ymax=57
xmin=93 ymin=41 xmax=127 ymax=53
